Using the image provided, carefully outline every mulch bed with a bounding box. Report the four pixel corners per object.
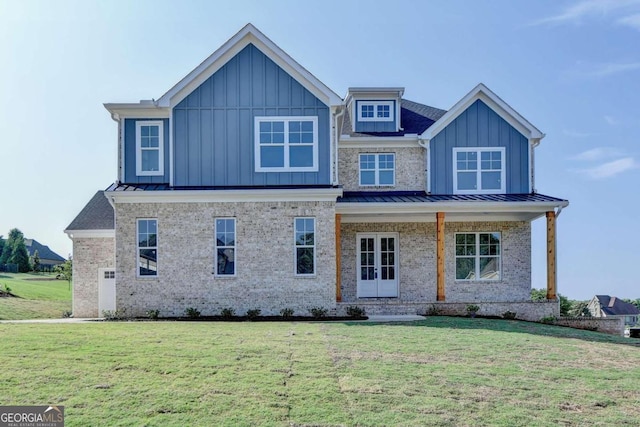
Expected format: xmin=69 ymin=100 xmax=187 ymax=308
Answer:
xmin=104 ymin=315 xmax=368 ymax=322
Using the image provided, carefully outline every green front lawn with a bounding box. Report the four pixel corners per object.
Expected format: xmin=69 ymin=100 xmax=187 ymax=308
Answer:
xmin=0 ymin=273 xmax=71 ymax=319
xmin=1 ymin=318 xmax=638 ymax=426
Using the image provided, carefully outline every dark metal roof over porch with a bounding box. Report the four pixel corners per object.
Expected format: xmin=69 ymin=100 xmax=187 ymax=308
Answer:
xmin=338 ymin=191 xmax=567 ymax=204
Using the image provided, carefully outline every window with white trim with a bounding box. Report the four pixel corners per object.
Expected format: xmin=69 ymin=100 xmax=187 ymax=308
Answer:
xmin=215 ymin=218 xmax=236 ymax=276
xmin=136 ymin=121 xmax=164 ymax=176
xmin=357 ymin=101 xmax=394 ymax=122
xmin=453 ymin=147 xmax=505 ymax=194
xmin=359 ymin=153 xmax=395 ymax=186
xmin=455 ymin=232 xmax=501 ymax=281
xmin=295 ymin=217 xmax=315 ymax=276
xmin=254 ymin=116 xmax=318 ymax=172
xmin=137 ymin=219 xmax=157 ymax=276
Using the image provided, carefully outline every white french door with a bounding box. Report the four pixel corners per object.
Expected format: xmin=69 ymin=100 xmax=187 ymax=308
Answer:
xmin=356 ymin=233 xmax=399 ymax=298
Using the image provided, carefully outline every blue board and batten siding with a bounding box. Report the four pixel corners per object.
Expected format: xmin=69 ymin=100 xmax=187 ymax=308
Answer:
xmin=123 ymin=119 xmax=170 ymax=184
xmin=353 ymin=100 xmax=397 ymax=133
xmin=430 ymin=99 xmax=530 ymax=194
xmin=172 ymin=44 xmax=330 ymax=187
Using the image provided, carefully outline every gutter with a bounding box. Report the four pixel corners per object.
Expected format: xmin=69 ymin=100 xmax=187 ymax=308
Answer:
xmin=333 ymin=106 xmax=345 ymax=185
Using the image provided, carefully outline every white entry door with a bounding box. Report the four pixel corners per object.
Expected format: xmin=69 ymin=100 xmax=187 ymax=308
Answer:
xmin=98 ymin=269 xmax=116 ymax=315
xmin=357 ymin=233 xmax=399 ymax=298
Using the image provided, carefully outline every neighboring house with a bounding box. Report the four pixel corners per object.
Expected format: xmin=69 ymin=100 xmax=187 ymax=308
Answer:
xmin=24 ymin=239 xmax=66 ymax=268
xmin=65 ymin=24 xmax=568 ymax=319
xmin=588 ymin=295 xmax=639 ymax=326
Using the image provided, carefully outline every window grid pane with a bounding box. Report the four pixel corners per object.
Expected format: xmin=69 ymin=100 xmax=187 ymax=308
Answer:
xmin=295 ymin=218 xmax=315 ymax=275
xmin=359 ymin=153 xmax=395 ymax=186
xmin=256 ymin=118 xmax=316 ymax=170
xmin=455 ymin=232 xmax=500 ymax=281
xmin=215 ymin=219 xmax=236 ymax=276
xmin=455 ymin=149 xmax=503 ymax=192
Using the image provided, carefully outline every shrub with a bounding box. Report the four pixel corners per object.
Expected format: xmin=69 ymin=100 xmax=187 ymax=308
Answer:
xmin=146 ymin=309 xmax=160 ymax=320
xmin=309 ymin=306 xmax=328 ymax=318
xmin=3 ymin=284 xmax=11 ymax=293
xmin=466 ymin=304 xmax=480 ymax=314
xmin=426 ymin=304 xmax=442 ymax=316
xmin=246 ymin=309 xmax=261 ymax=320
xmin=61 ymin=310 xmax=72 ymax=318
xmin=185 ymin=307 xmax=201 ymax=318
xmin=502 ymin=311 xmax=517 ymax=320
xmin=540 ymin=315 xmax=557 ymax=324
xmin=280 ymin=308 xmax=294 ymax=319
xmin=220 ymin=307 xmax=235 ymax=319
xmin=346 ymin=305 xmax=366 ymax=318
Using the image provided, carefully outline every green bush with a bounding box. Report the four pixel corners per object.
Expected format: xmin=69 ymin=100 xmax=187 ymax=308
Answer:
xmin=220 ymin=307 xmax=235 ymax=319
xmin=246 ymin=308 xmax=261 ymax=320
xmin=185 ymin=307 xmax=201 ymax=318
xmin=466 ymin=304 xmax=480 ymax=314
xmin=540 ymin=315 xmax=557 ymax=324
xmin=280 ymin=308 xmax=294 ymax=318
xmin=309 ymin=306 xmax=328 ymax=318
xmin=502 ymin=311 xmax=517 ymax=320
xmin=426 ymin=304 xmax=442 ymax=316
xmin=346 ymin=305 xmax=366 ymax=317
xmin=146 ymin=309 xmax=160 ymax=320
xmin=61 ymin=310 xmax=72 ymax=318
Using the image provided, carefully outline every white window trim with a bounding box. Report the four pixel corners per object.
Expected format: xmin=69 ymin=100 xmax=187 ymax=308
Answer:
xmin=454 ymin=232 xmax=501 ymax=282
xmin=136 ymin=218 xmax=158 ymax=278
xmin=359 ymin=153 xmax=396 ymax=187
xmin=453 ymin=147 xmax=506 ymax=194
xmin=214 ymin=217 xmax=237 ymax=277
xmin=136 ymin=120 xmax=164 ymax=176
xmin=357 ymin=101 xmax=394 ymax=122
xmin=254 ymin=116 xmax=319 ymax=172
xmin=294 ymin=217 xmax=316 ymax=277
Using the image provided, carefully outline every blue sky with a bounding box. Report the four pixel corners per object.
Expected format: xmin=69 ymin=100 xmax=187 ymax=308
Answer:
xmin=1 ymin=0 xmax=638 ymax=300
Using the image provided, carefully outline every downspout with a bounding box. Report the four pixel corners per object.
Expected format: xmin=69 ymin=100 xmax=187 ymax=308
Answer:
xmin=333 ymin=106 xmax=346 ymax=186
xmin=417 ymin=136 xmax=430 ymax=193
xmin=110 ymin=112 xmax=121 ymax=184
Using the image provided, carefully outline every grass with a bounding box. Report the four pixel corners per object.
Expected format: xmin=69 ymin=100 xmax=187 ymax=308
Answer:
xmin=0 ymin=318 xmax=639 ymax=426
xmin=0 ymin=273 xmax=71 ymax=320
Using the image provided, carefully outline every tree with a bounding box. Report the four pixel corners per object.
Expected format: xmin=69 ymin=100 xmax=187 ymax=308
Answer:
xmin=531 ymin=288 xmax=572 ymax=316
xmin=54 ymin=259 xmax=72 ymax=286
xmin=1 ymin=228 xmax=30 ymax=272
xmin=32 ymin=250 xmax=40 ymax=273
xmin=0 ymin=235 xmax=4 ymax=261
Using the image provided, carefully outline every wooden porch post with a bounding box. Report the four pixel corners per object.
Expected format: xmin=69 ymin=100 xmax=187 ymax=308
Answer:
xmin=546 ymin=211 xmax=557 ymax=300
xmin=436 ymin=212 xmax=445 ymax=301
xmin=335 ymin=213 xmax=342 ymax=302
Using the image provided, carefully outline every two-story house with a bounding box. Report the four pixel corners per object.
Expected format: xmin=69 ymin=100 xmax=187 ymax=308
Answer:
xmin=65 ymin=24 xmax=568 ymax=320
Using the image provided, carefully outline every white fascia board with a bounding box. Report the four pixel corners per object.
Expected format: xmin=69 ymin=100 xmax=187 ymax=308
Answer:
xmin=420 ymin=83 xmax=544 ymax=141
xmin=338 ymin=136 xmax=420 ymax=148
xmin=64 ymin=229 xmax=115 ymax=239
xmin=107 ymin=188 xmax=344 ymax=204
xmin=336 ymin=200 xmax=569 ymax=215
xmin=157 ymin=24 xmax=342 ymax=108
xmin=103 ymin=104 xmax=170 ymax=119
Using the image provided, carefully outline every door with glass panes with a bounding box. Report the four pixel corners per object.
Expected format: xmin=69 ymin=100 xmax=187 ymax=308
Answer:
xmin=356 ymin=233 xmax=398 ymax=297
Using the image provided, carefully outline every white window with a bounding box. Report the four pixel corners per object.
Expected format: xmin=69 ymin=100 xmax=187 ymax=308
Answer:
xmin=357 ymin=101 xmax=394 ymax=122
xmin=453 ymin=147 xmax=505 ymax=194
xmin=359 ymin=153 xmax=395 ymax=186
xmin=455 ymin=233 xmax=501 ymax=281
xmin=254 ymin=116 xmax=318 ymax=172
xmin=137 ymin=219 xmax=157 ymax=277
xmin=215 ymin=218 xmax=236 ymax=276
xmin=136 ymin=121 xmax=164 ymax=176
xmin=294 ymin=218 xmax=315 ymax=276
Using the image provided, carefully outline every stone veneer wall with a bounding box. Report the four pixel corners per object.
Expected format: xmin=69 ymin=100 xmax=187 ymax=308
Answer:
xmin=72 ymin=237 xmax=115 ymax=317
xmin=114 ymin=201 xmax=336 ymax=317
xmin=338 ymin=147 xmax=425 ymax=192
xmin=340 ymin=221 xmax=531 ymax=304
xmin=552 ymin=317 xmax=625 ymax=336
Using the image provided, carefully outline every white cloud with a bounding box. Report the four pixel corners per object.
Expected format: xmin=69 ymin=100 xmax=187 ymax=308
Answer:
xmin=531 ymin=0 xmax=640 ymax=26
xmin=563 ymin=129 xmax=591 ymax=138
xmin=588 ymin=62 xmax=640 ymax=77
xmin=618 ymin=13 xmax=640 ymax=29
xmin=572 ymin=147 xmax=624 ymax=161
xmin=580 ymin=157 xmax=637 ymax=179
xmin=604 ymin=115 xmax=620 ymax=125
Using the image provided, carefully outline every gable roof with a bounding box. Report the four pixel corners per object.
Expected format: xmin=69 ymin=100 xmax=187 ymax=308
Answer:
xmin=595 ymin=295 xmax=640 ymax=316
xmin=24 ymin=239 xmax=65 ymax=262
xmin=341 ymin=99 xmax=447 ymax=137
xmin=65 ymin=191 xmax=114 ymax=232
xmin=420 ymin=83 xmax=544 ymax=142
xmin=156 ymin=23 xmax=341 ymax=108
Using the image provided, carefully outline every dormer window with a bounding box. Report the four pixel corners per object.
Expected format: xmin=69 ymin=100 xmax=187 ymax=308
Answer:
xmin=136 ymin=121 xmax=164 ymax=176
xmin=357 ymin=101 xmax=394 ymax=122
